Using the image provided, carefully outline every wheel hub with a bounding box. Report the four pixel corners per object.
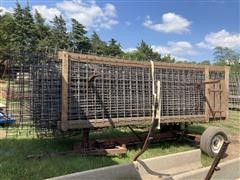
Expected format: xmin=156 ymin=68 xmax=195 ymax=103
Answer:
xmin=211 ymin=135 xmax=224 ymax=154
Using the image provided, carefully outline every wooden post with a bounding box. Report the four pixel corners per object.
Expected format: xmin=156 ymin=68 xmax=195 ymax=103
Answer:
xmin=205 ymin=66 xmax=210 ymax=122
xmin=224 ymin=66 xmax=230 ymax=120
xmin=61 ymin=51 xmax=69 ymax=131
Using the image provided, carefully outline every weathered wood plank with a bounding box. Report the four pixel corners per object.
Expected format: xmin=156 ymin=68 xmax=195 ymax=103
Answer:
xmin=205 ymin=67 xmax=210 ymax=122
xmin=61 ymin=51 xmax=69 ymax=131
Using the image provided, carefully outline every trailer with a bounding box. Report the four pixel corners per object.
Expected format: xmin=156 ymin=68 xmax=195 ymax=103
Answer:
xmin=3 ymin=51 xmax=231 ymax=158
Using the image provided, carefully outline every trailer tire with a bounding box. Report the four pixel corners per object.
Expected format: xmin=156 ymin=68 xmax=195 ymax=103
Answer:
xmin=200 ymin=127 xmax=228 ymax=157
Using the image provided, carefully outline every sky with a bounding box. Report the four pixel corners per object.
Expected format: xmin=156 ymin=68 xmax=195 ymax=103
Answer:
xmin=0 ymin=0 xmax=239 ymax=62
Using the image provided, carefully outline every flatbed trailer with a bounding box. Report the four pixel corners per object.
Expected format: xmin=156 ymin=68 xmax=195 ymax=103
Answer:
xmin=3 ymin=50 xmax=231 ymax=158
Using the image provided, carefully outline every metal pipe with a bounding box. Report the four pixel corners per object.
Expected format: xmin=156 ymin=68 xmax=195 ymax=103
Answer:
xmin=205 ymin=140 xmax=230 ymax=180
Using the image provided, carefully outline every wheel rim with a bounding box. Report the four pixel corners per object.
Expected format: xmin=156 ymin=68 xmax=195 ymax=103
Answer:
xmin=211 ymin=135 xmax=224 ymax=154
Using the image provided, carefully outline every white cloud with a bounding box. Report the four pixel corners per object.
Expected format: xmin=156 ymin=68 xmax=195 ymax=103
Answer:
xmin=143 ymin=12 xmax=191 ymax=34
xmin=56 ymin=0 xmax=118 ymax=29
xmin=32 ymin=5 xmax=61 ymax=22
xmin=122 ymin=47 xmax=136 ymax=52
xmin=173 ymin=56 xmax=192 ymax=62
xmin=9 ymin=0 xmax=118 ymax=30
xmin=0 ymin=6 xmax=13 ymax=15
xmin=197 ymin=29 xmax=240 ymax=49
xmin=152 ymin=41 xmax=196 ymax=56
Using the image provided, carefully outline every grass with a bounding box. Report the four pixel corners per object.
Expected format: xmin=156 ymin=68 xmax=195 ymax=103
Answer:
xmin=188 ymin=111 xmax=240 ymax=135
xmin=0 ymin=110 xmax=239 ymax=179
xmin=188 ymin=110 xmax=240 ymax=167
xmin=0 ymin=134 xmax=193 ymax=180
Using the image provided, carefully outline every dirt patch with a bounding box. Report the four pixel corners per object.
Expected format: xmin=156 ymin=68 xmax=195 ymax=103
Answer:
xmin=0 ymin=129 xmax=6 ymax=139
xmin=224 ymin=135 xmax=240 ymax=161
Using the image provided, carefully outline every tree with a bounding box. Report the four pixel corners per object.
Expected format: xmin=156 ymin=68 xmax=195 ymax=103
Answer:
xmin=0 ymin=13 xmax=15 ymax=65
xmin=12 ymin=2 xmax=36 ymax=53
xmin=69 ymin=18 xmax=90 ymax=52
xmin=125 ymin=41 xmax=162 ymax=61
xmin=90 ymin=31 xmax=107 ymax=55
xmin=214 ymin=47 xmax=239 ymax=66
xmin=50 ymin=15 xmax=68 ymax=49
xmin=138 ymin=41 xmax=162 ymax=61
xmin=214 ymin=46 xmax=240 ymax=73
xmin=199 ymin=60 xmax=211 ymax=65
xmin=106 ymin=38 xmax=123 ymax=56
xmin=161 ymin=54 xmax=175 ymax=63
xmin=34 ymin=9 xmax=51 ymax=48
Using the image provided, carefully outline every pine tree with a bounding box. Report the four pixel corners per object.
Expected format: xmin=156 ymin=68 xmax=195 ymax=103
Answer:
xmin=90 ymin=31 xmax=107 ymax=55
xmin=0 ymin=13 xmax=15 ymax=65
xmin=34 ymin=9 xmax=51 ymax=48
xmin=136 ymin=40 xmax=161 ymax=61
xmin=106 ymin=38 xmax=123 ymax=56
xmin=10 ymin=2 xmax=37 ymax=63
xmin=50 ymin=15 xmax=68 ymax=49
xmin=69 ymin=18 xmax=90 ymax=52
xmin=12 ymin=2 xmax=36 ymax=57
xmin=12 ymin=2 xmax=24 ymax=53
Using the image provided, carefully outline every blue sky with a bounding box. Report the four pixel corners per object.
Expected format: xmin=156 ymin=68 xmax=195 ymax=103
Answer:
xmin=0 ymin=0 xmax=239 ymax=62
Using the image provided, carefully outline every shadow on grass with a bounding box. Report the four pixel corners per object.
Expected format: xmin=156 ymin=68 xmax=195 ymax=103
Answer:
xmin=187 ymin=124 xmax=207 ymax=134
xmin=0 ymin=133 xmax=195 ymax=180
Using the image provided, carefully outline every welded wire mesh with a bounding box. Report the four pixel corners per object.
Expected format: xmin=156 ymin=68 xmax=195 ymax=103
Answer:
xmin=68 ymin=61 xmax=152 ymax=121
xmin=68 ymin=58 xmax=205 ymax=122
xmin=209 ymin=71 xmax=225 ymax=80
xmin=0 ymin=51 xmax=232 ymax=138
xmin=2 ymin=51 xmax=60 ymax=137
xmin=31 ymin=62 xmax=61 ymax=135
xmin=155 ymin=68 xmax=205 ymax=116
xmin=229 ymin=73 xmax=240 ymax=110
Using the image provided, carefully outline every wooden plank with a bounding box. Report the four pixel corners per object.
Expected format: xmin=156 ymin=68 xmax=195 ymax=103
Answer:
xmin=61 ymin=51 xmax=69 ymax=131
xmin=224 ymin=66 xmax=230 ymax=120
xmin=65 ymin=115 xmax=206 ymax=129
xmin=215 ymin=82 xmax=221 ymax=117
xmin=58 ymin=51 xmax=226 ymax=72
xmin=205 ymin=67 xmax=210 ymax=122
xmin=220 ymin=80 xmax=227 ymax=118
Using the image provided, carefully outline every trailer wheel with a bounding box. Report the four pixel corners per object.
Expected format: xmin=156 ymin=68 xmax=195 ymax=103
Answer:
xmin=200 ymin=127 xmax=228 ymax=157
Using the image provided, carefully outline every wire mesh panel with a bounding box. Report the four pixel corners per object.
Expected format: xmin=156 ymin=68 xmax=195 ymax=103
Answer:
xmin=67 ymin=57 xmax=206 ymax=125
xmin=229 ymin=73 xmax=240 ymax=110
xmin=209 ymin=71 xmax=225 ymax=80
xmin=1 ymin=51 xmax=230 ymax=136
xmin=68 ymin=60 xmax=152 ymax=121
xmin=4 ymin=65 xmax=34 ymax=137
xmin=155 ymin=68 xmax=205 ymax=117
xmin=31 ymin=62 xmax=61 ymax=134
xmin=2 ymin=51 xmax=61 ymax=137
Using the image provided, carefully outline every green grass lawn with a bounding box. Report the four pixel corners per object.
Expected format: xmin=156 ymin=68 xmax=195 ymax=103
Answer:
xmin=188 ymin=111 xmax=240 ymax=136
xmin=0 ymin=110 xmax=239 ymax=180
xmin=0 ymin=135 xmax=194 ymax=180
